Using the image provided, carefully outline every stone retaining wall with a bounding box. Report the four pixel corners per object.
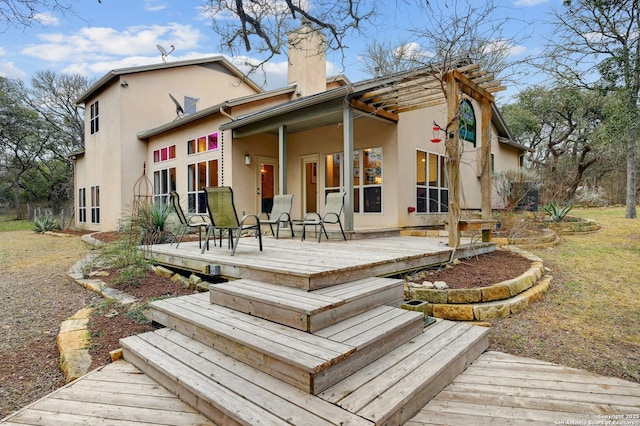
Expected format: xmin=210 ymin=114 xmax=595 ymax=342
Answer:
xmin=404 ymin=249 xmax=553 ymax=321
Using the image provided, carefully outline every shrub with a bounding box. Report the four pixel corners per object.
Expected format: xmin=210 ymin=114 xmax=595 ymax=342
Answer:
xmin=541 ymin=202 xmax=573 ymax=222
xmin=575 ymin=185 xmax=608 ymax=207
xmin=33 ymin=216 xmax=61 ymax=233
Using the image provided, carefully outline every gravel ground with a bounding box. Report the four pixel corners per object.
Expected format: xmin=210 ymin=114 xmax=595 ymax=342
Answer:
xmin=0 ymin=231 xmax=100 ymax=418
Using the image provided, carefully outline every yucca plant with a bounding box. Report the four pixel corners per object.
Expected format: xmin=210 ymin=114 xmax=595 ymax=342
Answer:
xmin=541 ymin=202 xmax=573 ymax=222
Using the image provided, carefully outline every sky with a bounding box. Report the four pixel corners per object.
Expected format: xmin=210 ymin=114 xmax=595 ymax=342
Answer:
xmin=0 ymin=0 xmax=563 ymax=102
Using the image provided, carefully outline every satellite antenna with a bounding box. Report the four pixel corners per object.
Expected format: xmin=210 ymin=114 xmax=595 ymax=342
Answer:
xmin=168 ymin=93 xmax=184 ymax=119
xmin=156 ymin=44 xmax=175 ymax=62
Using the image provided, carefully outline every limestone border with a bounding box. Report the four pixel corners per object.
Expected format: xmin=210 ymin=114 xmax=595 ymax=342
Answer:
xmin=405 ymin=248 xmax=553 ymax=321
xmin=59 ymin=250 xmax=210 ymax=383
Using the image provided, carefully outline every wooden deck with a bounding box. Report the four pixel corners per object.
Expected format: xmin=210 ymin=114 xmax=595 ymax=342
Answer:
xmin=5 ymin=350 xmax=639 ymax=425
xmin=4 ymin=234 xmax=639 ymax=425
xmin=407 ymin=351 xmax=640 ymax=425
xmin=1 ymin=360 xmax=215 ymax=426
xmin=150 ymin=235 xmax=494 ymax=290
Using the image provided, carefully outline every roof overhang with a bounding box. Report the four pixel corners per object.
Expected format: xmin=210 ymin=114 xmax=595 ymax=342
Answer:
xmin=76 ymin=56 xmax=262 ymax=105
xmin=137 ymin=85 xmax=297 ymax=140
xmin=219 ymin=63 xmax=520 ymax=144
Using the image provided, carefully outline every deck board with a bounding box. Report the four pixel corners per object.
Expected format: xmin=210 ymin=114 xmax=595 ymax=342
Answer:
xmin=150 ymin=235 xmax=491 ymax=289
xmin=1 ymin=360 xmax=215 ymax=426
xmin=407 ymin=351 xmax=640 ymax=426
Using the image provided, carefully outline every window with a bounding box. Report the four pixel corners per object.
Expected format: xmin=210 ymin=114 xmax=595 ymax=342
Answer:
xmin=459 ymin=99 xmax=476 ymax=146
xmin=187 ymin=160 xmax=218 ymax=213
xmin=325 ymin=147 xmax=383 ymax=213
xmin=78 ymin=188 xmax=86 ymax=223
xmin=153 ymin=145 xmax=176 ymax=163
xmin=90 ymin=101 xmax=99 ymax=135
xmin=90 ymin=186 xmax=100 ymax=223
xmin=187 ymin=133 xmax=218 ymax=154
xmin=416 ymin=150 xmax=448 ymax=213
xmin=153 ymin=168 xmax=176 ymax=206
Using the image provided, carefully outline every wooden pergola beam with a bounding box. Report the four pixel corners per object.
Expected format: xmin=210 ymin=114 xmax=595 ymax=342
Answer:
xmin=349 ymin=99 xmax=399 ymax=122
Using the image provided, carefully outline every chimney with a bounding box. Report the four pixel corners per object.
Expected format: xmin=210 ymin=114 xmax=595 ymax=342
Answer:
xmin=287 ymin=24 xmax=326 ymax=97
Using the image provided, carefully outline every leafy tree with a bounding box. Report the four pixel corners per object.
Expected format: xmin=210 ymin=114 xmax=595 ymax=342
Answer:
xmin=544 ymin=0 xmax=639 ymax=218
xmin=0 ymin=77 xmax=51 ymax=219
xmin=502 ymin=85 xmax=608 ymax=203
xmin=0 ymin=72 xmax=89 ymax=218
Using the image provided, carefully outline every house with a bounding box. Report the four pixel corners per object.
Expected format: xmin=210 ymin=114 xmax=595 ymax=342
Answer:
xmin=73 ymin=26 xmax=527 ymax=235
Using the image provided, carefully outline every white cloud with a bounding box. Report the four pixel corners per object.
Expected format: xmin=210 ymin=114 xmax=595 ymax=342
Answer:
xmin=513 ymin=0 xmax=549 ymax=6
xmin=0 ymin=60 xmax=27 ymax=79
xmin=20 ymin=23 xmax=204 ymax=65
xmin=144 ymin=0 xmax=168 ymax=12
xmin=32 ymin=12 xmax=59 ymax=26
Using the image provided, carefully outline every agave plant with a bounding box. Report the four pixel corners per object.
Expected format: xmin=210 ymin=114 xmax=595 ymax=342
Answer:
xmin=33 ymin=216 xmax=61 ymax=233
xmin=541 ymin=202 xmax=573 ymax=222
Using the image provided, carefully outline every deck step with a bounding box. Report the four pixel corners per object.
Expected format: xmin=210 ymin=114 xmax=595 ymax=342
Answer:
xmin=209 ymin=276 xmax=405 ymax=332
xmin=319 ymin=320 xmax=490 ymax=426
xmin=120 ymin=328 xmax=373 ymax=426
xmin=150 ymin=293 xmax=423 ymax=394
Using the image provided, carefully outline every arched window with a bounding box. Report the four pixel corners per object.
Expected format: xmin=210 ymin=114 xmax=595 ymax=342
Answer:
xmin=459 ymin=99 xmax=476 ymax=146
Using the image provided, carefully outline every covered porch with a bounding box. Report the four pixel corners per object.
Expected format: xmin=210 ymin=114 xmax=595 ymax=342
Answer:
xmin=223 ymin=63 xmax=503 ymax=246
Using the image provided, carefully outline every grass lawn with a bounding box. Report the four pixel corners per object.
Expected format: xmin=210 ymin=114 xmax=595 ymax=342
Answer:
xmin=489 ymin=206 xmax=640 ymax=383
xmin=0 ymin=215 xmax=32 ymax=232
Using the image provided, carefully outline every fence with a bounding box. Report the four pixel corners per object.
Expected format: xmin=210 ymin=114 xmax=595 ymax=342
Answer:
xmin=29 ymin=205 xmax=74 ymax=229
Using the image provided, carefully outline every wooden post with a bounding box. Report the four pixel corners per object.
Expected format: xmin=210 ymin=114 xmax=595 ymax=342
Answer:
xmin=445 ymin=71 xmax=460 ymax=248
xmin=480 ymin=98 xmax=492 ymax=242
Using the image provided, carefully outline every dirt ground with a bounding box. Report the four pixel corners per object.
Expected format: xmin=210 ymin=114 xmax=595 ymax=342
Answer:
xmin=0 ymin=229 xmax=537 ymax=418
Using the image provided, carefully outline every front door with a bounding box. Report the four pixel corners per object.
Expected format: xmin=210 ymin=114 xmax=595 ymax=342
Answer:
xmin=256 ymin=157 xmax=278 ymax=214
xmin=301 ymin=155 xmax=318 ymax=215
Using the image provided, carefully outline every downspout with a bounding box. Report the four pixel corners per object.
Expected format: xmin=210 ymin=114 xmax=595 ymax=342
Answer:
xmin=219 ymin=106 xmax=235 ymax=121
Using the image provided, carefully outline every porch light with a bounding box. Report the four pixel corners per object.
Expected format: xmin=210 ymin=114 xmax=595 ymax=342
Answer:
xmin=430 ymin=124 xmax=443 ymax=143
xmin=244 ymin=154 xmax=251 ymax=165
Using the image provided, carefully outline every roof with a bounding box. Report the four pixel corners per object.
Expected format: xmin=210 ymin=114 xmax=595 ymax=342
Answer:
xmin=76 ymin=56 xmax=262 ymax=105
xmin=218 ymin=63 xmax=526 ymax=151
xmin=136 ymin=85 xmax=298 ymax=140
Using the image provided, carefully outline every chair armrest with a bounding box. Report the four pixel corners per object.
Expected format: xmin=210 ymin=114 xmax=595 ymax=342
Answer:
xmin=276 ymin=212 xmax=291 ymax=222
xmin=303 ymin=212 xmax=321 ymax=222
xmin=186 ymin=214 xmax=209 ymax=225
xmin=240 ymin=213 xmax=261 ymax=227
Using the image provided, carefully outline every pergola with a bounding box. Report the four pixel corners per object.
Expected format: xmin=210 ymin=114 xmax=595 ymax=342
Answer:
xmin=221 ymin=63 xmax=505 ymax=247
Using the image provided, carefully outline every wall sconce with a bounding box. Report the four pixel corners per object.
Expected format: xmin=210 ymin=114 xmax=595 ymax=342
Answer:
xmin=244 ymin=154 xmax=251 ymax=165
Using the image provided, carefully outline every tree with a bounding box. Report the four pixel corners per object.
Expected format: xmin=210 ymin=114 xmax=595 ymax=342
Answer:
xmin=359 ymin=0 xmax=527 ymax=247
xmin=24 ymin=71 xmax=90 ymax=211
xmin=361 ymin=40 xmax=427 ymax=77
xmin=27 ymin=70 xmax=88 ymax=157
xmin=0 ymin=72 xmax=89 ymax=218
xmin=502 ymin=85 xmax=608 ymax=203
xmin=0 ymin=77 xmax=51 ymax=219
xmin=202 ymin=0 xmax=380 ymax=71
xmin=544 ymin=0 xmax=639 ymax=218
xmin=0 ymin=0 xmax=101 ymax=31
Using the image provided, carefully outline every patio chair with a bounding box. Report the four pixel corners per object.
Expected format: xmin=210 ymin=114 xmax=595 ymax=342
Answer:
xmin=260 ymin=194 xmax=295 ymax=239
xmin=300 ymin=192 xmax=347 ymax=242
xmin=170 ymin=191 xmax=209 ymax=249
xmin=200 ymin=186 xmax=263 ymax=256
